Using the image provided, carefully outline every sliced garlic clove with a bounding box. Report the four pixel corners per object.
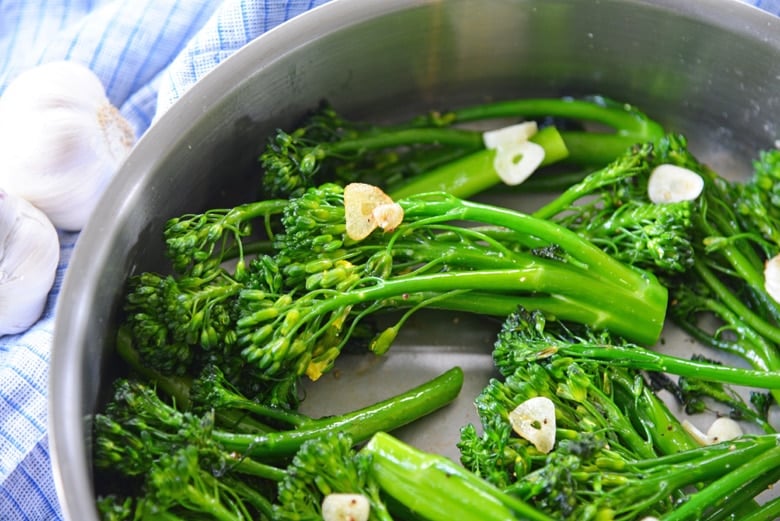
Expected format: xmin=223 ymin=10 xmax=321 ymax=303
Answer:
xmin=493 ymin=141 xmax=546 ymax=186
xmin=647 ymin=164 xmax=704 ymax=204
xmin=706 ymin=417 xmax=743 ymax=444
xmin=482 ymin=121 xmax=544 ymax=186
xmin=0 ymin=189 xmax=59 ymax=336
xmin=0 ymin=61 xmax=136 ymax=231
xmin=371 ymin=202 xmax=404 ymax=233
xmin=683 ymin=417 xmax=743 ymax=446
xmin=764 ymin=253 xmax=780 ymax=303
xmin=482 ymin=121 xmax=538 ymax=150
xmin=344 ymin=183 xmax=404 ymax=241
xmin=321 ymin=493 xmax=370 ymax=521
xmin=509 ymin=396 xmax=556 ymax=453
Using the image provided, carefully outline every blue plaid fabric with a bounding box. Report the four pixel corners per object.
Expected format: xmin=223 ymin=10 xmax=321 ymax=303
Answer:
xmin=0 ymin=1 xmax=776 ymax=519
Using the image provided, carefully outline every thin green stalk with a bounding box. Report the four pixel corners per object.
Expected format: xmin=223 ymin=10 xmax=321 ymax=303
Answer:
xmin=693 ymin=257 xmax=780 ymax=345
xmin=428 ymin=96 xmax=664 ymax=137
xmin=328 ymin=126 xmax=483 ymax=152
xmin=671 ymin=283 xmax=780 ymax=404
xmin=531 ymin=150 xmax=646 ymax=220
xmin=617 ymin=436 xmax=778 ymax=518
xmin=737 ymin=494 xmax=780 ymax=521
xmin=661 ymin=440 xmax=780 ymax=521
xmin=695 ymin=192 xmax=780 ymax=322
xmin=229 ymin=456 xmax=287 ymax=481
xmin=296 ymin=267 xmax=663 ymax=346
xmin=700 ymin=465 xmax=780 ymax=521
xmin=400 ymin=194 xmax=667 ymax=303
xmin=216 ymin=366 xmax=463 ymax=459
xmin=386 ymin=291 xmax=623 ymax=334
xmin=558 ymin=342 xmax=780 ymax=389
xmin=609 ymin=370 xmax=700 ymax=455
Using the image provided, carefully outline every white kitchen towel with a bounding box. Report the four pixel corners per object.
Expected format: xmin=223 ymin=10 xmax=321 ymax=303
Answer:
xmin=0 ymin=1 xmax=777 ymax=519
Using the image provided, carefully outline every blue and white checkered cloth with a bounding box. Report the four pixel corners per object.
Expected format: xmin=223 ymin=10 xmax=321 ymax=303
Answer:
xmin=0 ymin=0 xmax=778 ymax=519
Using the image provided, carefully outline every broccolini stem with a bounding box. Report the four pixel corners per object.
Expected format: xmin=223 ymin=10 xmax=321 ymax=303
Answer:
xmin=693 ymin=257 xmax=780 ymax=345
xmin=700 ymin=464 xmax=780 ymax=521
xmin=695 ymin=188 xmax=780 ymax=323
xmin=557 ymin=342 xmax=780 ymax=389
xmin=432 ymin=96 xmax=664 ymax=138
xmin=293 ymin=268 xmax=662 ymax=348
xmin=215 ymin=366 xmax=463 ymax=459
xmin=610 ymin=371 xmax=699 ymax=455
xmin=670 ymin=280 xmax=780 ymax=404
xmin=387 ymin=291 xmax=628 ymax=332
xmin=660 ymin=440 xmax=780 ymax=521
xmin=401 ymin=193 xmax=667 ymax=304
xmin=531 ymin=148 xmax=648 ymax=220
xmin=363 ymin=431 xmax=556 ymax=521
xmin=426 ymin=96 xmax=665 ymax=165
xmin=737 ymin=494 xmax=780 ymax=521
xmin=327 ymin=126 xmax=483 ymax=152
xmin=229 ymin=456 xmax=287 ymax=481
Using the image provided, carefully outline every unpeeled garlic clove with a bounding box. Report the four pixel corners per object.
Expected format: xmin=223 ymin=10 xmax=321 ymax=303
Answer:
xmin=0 ymin=61 xmax=136 ymax=231
xmin=0 ymin=189 xmax=59 ymax=336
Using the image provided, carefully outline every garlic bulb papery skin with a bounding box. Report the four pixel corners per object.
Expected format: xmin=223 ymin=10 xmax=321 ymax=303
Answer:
xmin=0 ymin=189 xmax=59 ymax=336
xmin=0 ymin=61 xmax=135 ymax=231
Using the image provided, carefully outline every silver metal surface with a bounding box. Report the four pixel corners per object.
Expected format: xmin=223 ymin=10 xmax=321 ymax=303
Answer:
xmin=50 ymin=0 xmax=780 ymax=518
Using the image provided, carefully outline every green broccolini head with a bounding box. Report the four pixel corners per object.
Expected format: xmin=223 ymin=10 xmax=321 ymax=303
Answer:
xmin=751 ymin=148 xmax=780 ymax=204
xmin=124 ymin=270 xmax=242 ymax=377
xmin=189 ymin=363 xmax=244 ymax=412
xmin=139 ymin=444 xmax=258 ymax=521
xmin=458 ymin=414 xmax=534 ymax=489
xmin=93 ymin=379 xmax=204 ymax=477
xmin=260 ymin=102 xmax=361 ymax=199
xmin=273 ymin=183 xmax=350 ymax=284
xmin=163 ymin=199 xmax=289 ymax=279
xmin=541 ymin=137 xmax=698 ymax=276
xmin=274 ymin=431 xmax=392 ymax=521
xmin=164 ymin=207 xmax=251 ymax=276
xmin=729 ymin=148 xmax=780 ymax=249
xmin=124 ymin=272 xmax=193 ymax=376
xmin=95 ymin=495 xmax=136 ymax=521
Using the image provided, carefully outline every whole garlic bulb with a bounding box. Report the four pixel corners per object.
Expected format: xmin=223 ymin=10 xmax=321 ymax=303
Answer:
xmin=0 ymin=189 xmax=59 ymax=336
xmin=0 ymin=61 xmax=135 ymax=231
